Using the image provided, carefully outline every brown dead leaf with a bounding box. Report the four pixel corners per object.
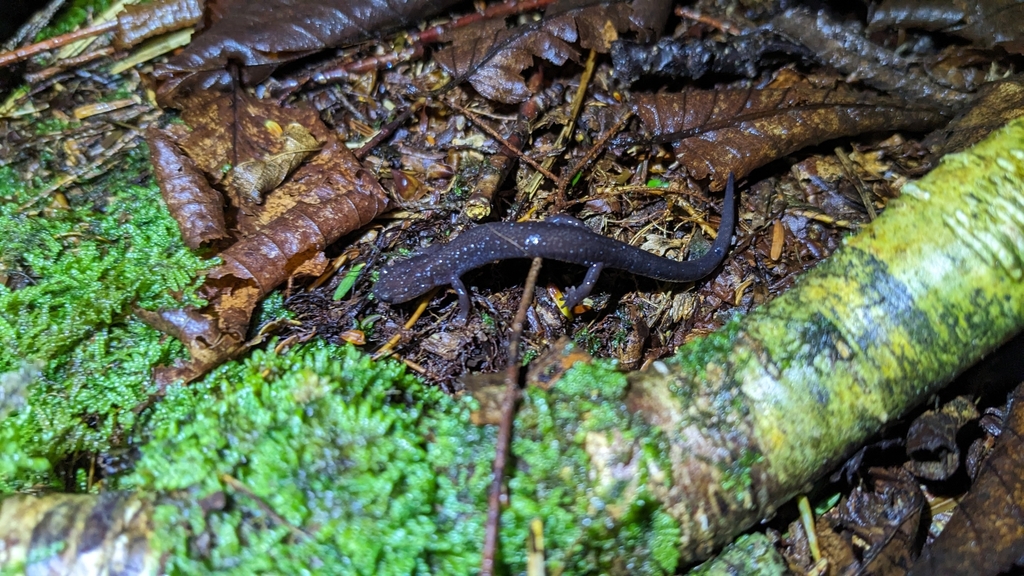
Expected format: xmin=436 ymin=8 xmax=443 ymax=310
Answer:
xmin=923 ymin=79 xmax=1024 ymax=156
xmin=153 ymin=0 xmax=466 ymax=105
xmin=114 ymin=0 xmax=204 ymax=49
xmin=147 ymin=135 xmax=388 ymax=386
xmin=909 ymin=383 xmax=1024 ymax=576
xmin=435 ymin=0 xmax=669 ymax=103
xmin=175 ymin=90 xmax=327 ymax=190
xmin=800 ymin=467 xmax=925 ymax=576
xmin=905 ymin=396 xmax=979 ymax=481
xmin=631 ymin=87 xmax=947 ymax=191
xmin=146 ymin=127 xmax=227 ymax=249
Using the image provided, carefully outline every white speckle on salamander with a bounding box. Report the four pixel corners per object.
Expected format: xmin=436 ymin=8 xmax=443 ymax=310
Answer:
xmin=525 ymin=234 xmax=542 ymax=246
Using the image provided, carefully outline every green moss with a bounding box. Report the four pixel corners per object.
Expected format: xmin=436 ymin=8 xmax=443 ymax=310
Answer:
xmin=0 ymin=149 xmax=206 ymax=492
xmin=500 ymin=360 xmax=681 ymax=575
xmin=36 ymin=0 xmax=115 ymax=41
xmin=129 ymin=342 xmax=489 ymax=574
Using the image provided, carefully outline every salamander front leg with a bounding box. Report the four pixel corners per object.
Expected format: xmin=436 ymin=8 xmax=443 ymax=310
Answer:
xmin=563 ymin=262 xmax=604 ymax=310
xmin=451 ymin=275 xmax=472 ymax=324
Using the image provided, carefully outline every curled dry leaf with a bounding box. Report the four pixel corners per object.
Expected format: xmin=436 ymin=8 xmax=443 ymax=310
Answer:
xmin=224 ymin=122 xmax=322 ymax=205
xmin=435 ymin=0 xmax=669 ymax=103
xmin=909 ymin=383 xmax=1024 ymax=576
xmin=796 ymin=467 xmax=924 ymax=575
xmin=631 ymin=87 xmax=947 ymax=190
xmin=147 ymin=135 xmax=389 ymax=386
xmin=146 ymin=127 xmax=227 ymax=249
xmin=153 ymin=0 xmax=465 ymax=105
xmin=905 ymin=395 xmax=979 ymax=481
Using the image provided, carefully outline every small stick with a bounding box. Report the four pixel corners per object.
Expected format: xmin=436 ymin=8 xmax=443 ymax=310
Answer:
xmin=220 ymin=473 xmax=312 ymax=541
xmin=355 ymin=100 xmax=424 ymax=160
xmin=481 ymin=257 xmax=543 ymax=576
xmin=0 ymin=19 xmax=117 ymax=68
xmin=372 ymin=287 xmax=439 ymax=361
xmin=451 ymin=102 xmax=559 ymax=183
xmin=414 ymin=0 xmax=559 ymax=44
xmin=554 ymin=110 xmax=633 ymax=198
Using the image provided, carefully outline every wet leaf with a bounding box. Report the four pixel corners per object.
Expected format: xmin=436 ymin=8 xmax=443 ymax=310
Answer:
xmin=114 ymin=0 xmax=204 ymax=50
xmin=905 ymin=396 xmax=979 ymax=481
xmin=869 ymin=0 xmax=1024 ymax=53
xmin=795 ymin=468 xmax=925 ymax=576
xmin=435 ymin=0 xmax=669 ymax=103
xmin=146 ymin=127 xmax=227 ymax=249
xmin=153 ymin=0 xmax=466 ymax=104
xmin=630 ymin=87 xmax=947 ymax=191
xmin=909 ymin=383 xmax=1024 ymax=576
xmin=148 ymin=136 xmax=389 ymax=386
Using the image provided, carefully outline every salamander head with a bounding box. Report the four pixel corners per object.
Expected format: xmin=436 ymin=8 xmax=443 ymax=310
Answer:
xmin=372 ymin=255 xmax=440 ymax=304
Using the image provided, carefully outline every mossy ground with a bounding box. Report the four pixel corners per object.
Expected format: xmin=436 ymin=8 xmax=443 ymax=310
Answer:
xmin=0 ymin=148 xmax=682 ymax=573
xmin=0 ymin=150 xmax=206 ymax=491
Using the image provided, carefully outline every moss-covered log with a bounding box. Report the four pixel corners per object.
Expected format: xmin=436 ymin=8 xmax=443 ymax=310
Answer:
xmin=4 ymin=114 xmax=1024 ymax=576
xmin=623 ymin=113 xmax=1024 ymax=563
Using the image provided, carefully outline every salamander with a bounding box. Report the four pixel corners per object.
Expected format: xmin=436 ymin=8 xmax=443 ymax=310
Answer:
xmin=373 ymin=173 xmax=736 ymax=322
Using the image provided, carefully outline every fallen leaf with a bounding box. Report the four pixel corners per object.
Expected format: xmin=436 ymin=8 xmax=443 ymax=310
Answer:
xmin=630 ymin=87 xmax=947 ymax=190
xmin=435 ymin=0 xmax=669 ymax=103
xmin=909 ymin=382 xmax=1024 ymax=576
xmin=146 ymin=135 xmax=389 ymax=386
xmin=153 ymin=0 xmax=466 ymax=105
xmin=146 ymin=127 xmax=227 ymax=249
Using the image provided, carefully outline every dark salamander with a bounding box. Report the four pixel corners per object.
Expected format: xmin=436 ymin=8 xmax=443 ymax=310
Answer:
xmin=374 ymin=173 xmax=737 ymax=322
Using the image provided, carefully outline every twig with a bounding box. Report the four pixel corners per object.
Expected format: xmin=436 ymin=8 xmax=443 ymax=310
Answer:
xmin=523 ymin=49 xmax=598 ymax=205
xmin=481 ymin=257 xmax=543 ymax=576
xmin=23 ymin=46 xmax=115 ymax=84
xmin=0 ymin=19 xmax=117 ymax=68
xmin=372 ymin=287 xmax=439 ymax=361
xmin=465 ymin=129 xmax=526 ymax=220
xmin=450 ymin=102 xmax=559 ymax=183
xmin=554 ymin=110 xmax=633 ymax=198
xmin=414 ymin=0 xmax=559 ymax=44
xmin=674 ymin=6 xmax=744 ymax=35
xmin=3 ymin=0 xmax=68 ymax=52
xmin=220 ymin=473 xmax=312 ymax=542
xmin=355 ymin=100 xmax=424 ymax=160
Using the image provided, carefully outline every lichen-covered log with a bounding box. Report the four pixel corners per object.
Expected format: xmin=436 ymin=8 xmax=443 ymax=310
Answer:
xmin=623 ymin=116 xmax=1024 ymax=562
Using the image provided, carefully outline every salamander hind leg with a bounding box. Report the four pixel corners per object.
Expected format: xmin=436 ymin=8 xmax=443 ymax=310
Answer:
xmin=563 ymin=262 xmax=604 ymax=310
xmin=452 ymin=275 xmax=472 ymax=324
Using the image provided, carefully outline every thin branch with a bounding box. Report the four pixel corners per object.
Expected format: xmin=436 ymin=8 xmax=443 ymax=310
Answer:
xmin=0 ymin=20 xmax=117 ymax=68
xmin=450 ymin=102 xmax=559 ymax=183
xmin=481 ymin=257 xmax=543 ymax=576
